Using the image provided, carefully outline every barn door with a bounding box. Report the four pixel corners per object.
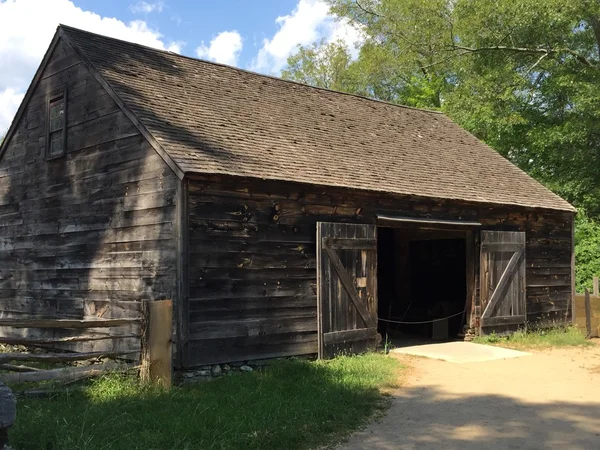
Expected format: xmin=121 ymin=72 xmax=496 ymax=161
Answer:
xmin=480 ymin=231 xmax=526 ymax=334
xmin=317 ymin=222 xmax=378 ymax=359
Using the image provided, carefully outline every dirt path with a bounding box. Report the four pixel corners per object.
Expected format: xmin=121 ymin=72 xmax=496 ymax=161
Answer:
xmin=338 ymin=344 xmax=600 ymax=449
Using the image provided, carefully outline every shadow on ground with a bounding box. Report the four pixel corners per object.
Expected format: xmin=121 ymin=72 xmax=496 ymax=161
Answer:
xmin=340 ymin=385 xmax=600 ymax=450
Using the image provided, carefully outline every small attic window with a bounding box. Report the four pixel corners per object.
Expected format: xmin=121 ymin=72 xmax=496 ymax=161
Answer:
xmin=46 ymin=90 xmax=67 ymax=159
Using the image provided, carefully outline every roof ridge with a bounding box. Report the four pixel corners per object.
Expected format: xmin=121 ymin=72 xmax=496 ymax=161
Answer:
xmin=58 ymin=24 xmax=443 ymax=116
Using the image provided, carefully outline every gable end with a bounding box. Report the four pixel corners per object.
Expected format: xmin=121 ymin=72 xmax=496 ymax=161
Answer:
xmin=58 ymin=27 xmax=185 ymax=180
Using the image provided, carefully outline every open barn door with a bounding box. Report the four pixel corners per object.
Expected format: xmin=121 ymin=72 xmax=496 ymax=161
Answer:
xmin=317 ymin=223 xmax=378 ymax=359
xmin=480 ymin=231 xmax=526 ymax=334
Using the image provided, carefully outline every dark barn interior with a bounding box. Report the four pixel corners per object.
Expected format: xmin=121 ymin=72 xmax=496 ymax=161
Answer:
xmin=377 ymin=227 xmax=467 ymax=343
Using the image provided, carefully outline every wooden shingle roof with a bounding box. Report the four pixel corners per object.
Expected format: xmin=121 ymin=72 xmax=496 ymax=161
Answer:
xmin=61 ymin=26 xmax=574 ymax=212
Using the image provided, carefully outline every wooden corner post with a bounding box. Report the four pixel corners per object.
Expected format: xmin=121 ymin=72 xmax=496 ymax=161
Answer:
xmin=584 ymin=289 xmax=593 ymax=339
xmin=140 ymin=299 xmax=173 ymax=387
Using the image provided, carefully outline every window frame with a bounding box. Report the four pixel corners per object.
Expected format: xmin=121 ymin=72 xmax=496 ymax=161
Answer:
xmin=45 ymin=87 xmax=67 ymax=160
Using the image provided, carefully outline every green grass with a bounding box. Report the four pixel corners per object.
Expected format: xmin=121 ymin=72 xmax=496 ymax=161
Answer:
xmin=10 ymin=354 xmax=403 ymax=450
xmin=473 ymin=326 xmax=593 ymax=349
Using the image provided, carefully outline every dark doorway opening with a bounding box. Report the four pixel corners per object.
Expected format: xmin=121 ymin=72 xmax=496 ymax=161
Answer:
xmin=377 ymin=227 xmax=468 ymax=345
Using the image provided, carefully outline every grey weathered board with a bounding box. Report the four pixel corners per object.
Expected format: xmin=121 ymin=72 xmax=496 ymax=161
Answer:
xmin=317 ymin=222 xmax=377 ymax=359
xmin=480 ymin=231 xmax=526 ymax=333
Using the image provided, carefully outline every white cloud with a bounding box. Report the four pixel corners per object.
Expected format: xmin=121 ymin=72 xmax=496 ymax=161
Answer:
xmin=196 ymin=31 xmax=243 ymax=66
xmin=0 ymin=0 xmax=177 ymax=135
xmin=130 ymin=1 xmax=164 ymax=14
xmin=251 ymin=0 xmax=363 ymax=74
xmin=167 ymin=41 xmax=185 ymax=54
xmin=0 ymin=88 xmax=24 ymax=136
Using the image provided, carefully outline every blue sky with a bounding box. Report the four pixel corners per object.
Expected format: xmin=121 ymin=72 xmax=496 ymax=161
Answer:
xmin=75 ymin=0 xmax=300 ymax=68
xmin=0 ymin=0 xmax=362 ymax=133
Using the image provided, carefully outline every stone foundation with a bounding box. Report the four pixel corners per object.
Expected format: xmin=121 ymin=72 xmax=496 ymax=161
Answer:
xmin=176 ymin=359 xmax=275 ymax=383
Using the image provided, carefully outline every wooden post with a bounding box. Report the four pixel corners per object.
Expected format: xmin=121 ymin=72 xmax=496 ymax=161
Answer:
xmin=585 ymin=289 xmax=593 ymax=339
xmin=140 ymin=300 xmax=173 ymax=387
xmin=465 ymin=230 xmax=475 ymax=331
xmin=570 ymin=215 xmax=575 ymax=325
xmin=594 ymin=277 xmax=599 ymax=298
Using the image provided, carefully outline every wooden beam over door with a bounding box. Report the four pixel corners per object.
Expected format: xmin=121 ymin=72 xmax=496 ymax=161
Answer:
xmin=376 ymin=214 xmax=482 ymax=229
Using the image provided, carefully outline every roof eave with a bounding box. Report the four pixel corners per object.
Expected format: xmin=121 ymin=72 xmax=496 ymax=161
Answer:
xmin=184 ymin=170 xmax=577 ymax=214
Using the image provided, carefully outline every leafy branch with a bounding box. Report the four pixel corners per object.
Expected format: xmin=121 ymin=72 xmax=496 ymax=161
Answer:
xmin=450 ymin=44 xmax=596 ymax=67
xmin=354 ymin=0 xmax=380 ymax=17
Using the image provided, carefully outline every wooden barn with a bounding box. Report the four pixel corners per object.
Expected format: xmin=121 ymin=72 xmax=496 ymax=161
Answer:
xmin=0 ymin=26 xmax=576 ymax=368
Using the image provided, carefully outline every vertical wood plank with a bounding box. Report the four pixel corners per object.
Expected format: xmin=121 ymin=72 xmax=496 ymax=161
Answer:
xmin=474 ymin=231 xmax=481 ymax=323
xmin=368 ymin=224 xmax=378 ymax=346
xmin=518 ymin=233 xmax=524 ymax=315
xmin=585 ymin=288 xmax=592 ymax=339
xmin=465 ymin=231 xmax=475 ymax=328
xmin=508 ymin=233 xmax=515 ymax=315
xmin=341 ymin=224 xmax=350 ymax=334
xmin=175 ymin=178 xmax=189 ymax=368
xmin=150 ymin=300 xmax=173 ymax=387
xmin=140 ymin=300 xmax=149 ymax=379
xmin=352 ymin=224 xmax=362 ymax=333
xmin=316 ymin=222 xmax=325 ymax=359
xmin=508 ymin=232 xmax=517 ymax=316
xmin=335 ymin=224 xmax=344 ymax=336
xmin=480 ymin=232 xmax=490 ymax=320
xmin=570 ymin=214 xmax=576 ymax=324
xmin=141 ymin=299 xmax=173 ymax=387
xmin=594 ymin=277 xmax=599 ymax=298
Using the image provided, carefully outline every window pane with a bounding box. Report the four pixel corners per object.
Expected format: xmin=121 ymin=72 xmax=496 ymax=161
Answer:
xmin=49 ymin=131 xmax=63 ymax=156
xmin=49 ymin=100 xmax=64 ymax=132
xmin=50 ymin=117 xmax=62 ymax=132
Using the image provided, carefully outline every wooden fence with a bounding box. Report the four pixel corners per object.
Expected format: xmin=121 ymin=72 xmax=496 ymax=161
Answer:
xmin=0 ymin=299 xmax=172 ymax=390
xmin=574 ymin=278 xmax=600 ymax=338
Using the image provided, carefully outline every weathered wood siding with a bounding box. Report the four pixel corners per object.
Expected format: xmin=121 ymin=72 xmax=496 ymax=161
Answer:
xmin=185 ymin=174 xmax=573 ymax=366
xmin=0 ymin=39 xmax=178 ymax=352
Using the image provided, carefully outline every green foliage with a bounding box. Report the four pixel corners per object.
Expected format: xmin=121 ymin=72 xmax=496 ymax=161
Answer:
xmin=575 ymin=210 xmax=600 ymax=292
xmin=11 ymin=354 xmax=403 ymax=450
xmin=474 ymin=331 xmax=502 ymax=344
xmin=473 ymin=326 xmax=592 ymax=349
xmin=282 ymin=39 xmax=355 ymax=92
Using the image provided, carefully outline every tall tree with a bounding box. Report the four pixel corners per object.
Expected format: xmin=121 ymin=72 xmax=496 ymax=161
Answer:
xmin=282 ymin=39 xmax=354 ymax=92
xmin=284 ymin=0 xmax=600 ymax=215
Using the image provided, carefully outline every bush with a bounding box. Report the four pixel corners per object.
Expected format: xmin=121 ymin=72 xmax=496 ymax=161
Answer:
xmin=575 ymin=211 xmax=600 ymax=292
